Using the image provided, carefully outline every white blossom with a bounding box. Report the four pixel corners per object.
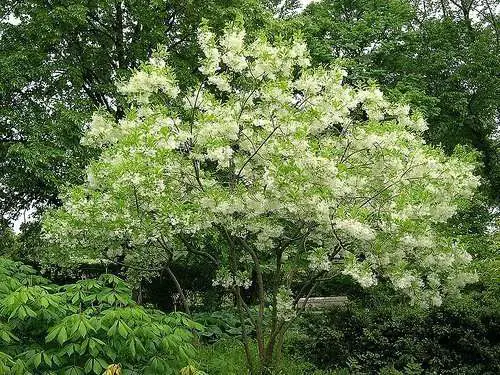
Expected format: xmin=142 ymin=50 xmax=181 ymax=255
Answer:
xmin=43 ymin=23 xmax=481 ymax=309
xmin=276 ymin=287 xmax=296 ymax=321
xmin=336 ymin=219 xmax=376 ymax=241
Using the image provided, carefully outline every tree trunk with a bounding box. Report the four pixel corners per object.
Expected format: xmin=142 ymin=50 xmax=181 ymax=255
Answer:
xmin=165 ymin=266 xmax=191 ymax=314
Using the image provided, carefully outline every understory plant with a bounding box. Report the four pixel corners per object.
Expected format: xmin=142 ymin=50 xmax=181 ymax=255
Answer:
xmin=288 ymin=291 xmax=499 ymax=374
xmin=0 ymin=257 xmax=202 ymax=374
xmin=43 ymin=20 xmax=481 ymax=374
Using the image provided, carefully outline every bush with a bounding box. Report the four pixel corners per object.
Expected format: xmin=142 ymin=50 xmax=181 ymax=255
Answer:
xmin=0 ymin=257 xmax=203 ymax=374
xmin=287 ymin=291 xmax=500 ymax=375
xmin=193 ymin=310 xmax=254 ymax=342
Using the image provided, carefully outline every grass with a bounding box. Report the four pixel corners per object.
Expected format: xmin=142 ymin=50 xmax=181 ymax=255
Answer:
xmin=196 ymin=338 xmax=334 ymax=375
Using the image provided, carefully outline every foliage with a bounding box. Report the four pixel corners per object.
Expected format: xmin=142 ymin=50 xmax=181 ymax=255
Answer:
xmin=299 ymin=0 xmax=500 ymax=202
xmin=0 ymin=0 xmax=274 ymax=223
xmin=287 ymin=290 xmax=500 ymax=375
xmin=42 ymin=21 xmax=482 ymax=373
xmin=0 ymin=257 xmax=203 ymax=375
xmin=0 ymin=222 xmax=18 ymax=257
xmin=286 ymin=189 xmax=500 ymax=375
xmin=194 ymin=309 xmax=255 ymax=342
xmin=197 ymin=338 xmax=332 ymax=375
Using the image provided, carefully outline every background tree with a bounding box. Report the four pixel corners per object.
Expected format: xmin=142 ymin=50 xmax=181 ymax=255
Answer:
xmin=298 ymin=0 xmax=499 ymax=204
xmin=0 ymin=220 xmax=18 ymax=256
xmin=0 ymin=0 xmax=273 ymax=226
xmin=43 ymin=24 xmax=480 ymax=374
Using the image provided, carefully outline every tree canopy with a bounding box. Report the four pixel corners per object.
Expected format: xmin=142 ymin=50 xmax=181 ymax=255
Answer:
xmin=299 ymin=0 xmax=500 ymax=202
xmin=42 ymin=23 xmax=482 ymax=372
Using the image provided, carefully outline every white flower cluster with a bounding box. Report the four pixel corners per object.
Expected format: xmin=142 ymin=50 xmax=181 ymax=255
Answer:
xmin=208 ymin=74 xmax=232 ymax=92
xmin=391 ymin=272 xmax=422 ymax=290
xmin=212 ymin=267 xmax=252 ymax=290
xmin=341 ymin=252 xmax=379 ymax=288
xmin=220 ymin=28 xmax=248 ymax=72
xmin=307 ymin=247 xmax=332 ymax=272
xmin=400 ymin=234 xmax=434 ymax=248
xmin=390 ymin=104 xmax=428 ymax=132
xmin=335 ymin=219 xmax=376 ymax=241
xmin=119 ymin=60 xmax=179 ymax=103
xmin=206 ymin=146 xmax=234 ymax=169
xmin=276 ymin=287 xmax=296 ymax=322
xmin=198 ymin=26 xmax=220 ymax=75
xmin=357 ymin=87 xmax=388 ymax=120
xmin=81 ymin=113 xmax=118 ymax=147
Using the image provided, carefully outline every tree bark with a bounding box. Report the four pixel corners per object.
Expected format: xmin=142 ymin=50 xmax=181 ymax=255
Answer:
xmin=165 ymin=266 xmax=190 ymax=314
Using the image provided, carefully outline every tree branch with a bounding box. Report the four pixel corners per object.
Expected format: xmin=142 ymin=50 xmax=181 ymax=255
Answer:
xmin=238 ymin=237 xmax=266 ymax=360
xmin=237 ymin=117 xmax=280 ymax=178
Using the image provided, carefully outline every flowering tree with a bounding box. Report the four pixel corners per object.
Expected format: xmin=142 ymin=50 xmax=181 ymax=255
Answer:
xmin=43 ymin=22 xmax=480 ymax=374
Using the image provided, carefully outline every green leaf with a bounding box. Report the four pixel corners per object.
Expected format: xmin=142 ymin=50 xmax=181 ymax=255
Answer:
xmin=25 ymin=306 xmax=37 ymax=318
xmin=134 ymin=337 xmax=146 ymax=354
xmin=40 ymin=296 xmax=49 ymax=308
xmin=117 ymin=321 xmax=129 ymax=338
xmin=78 ymin=321 xmax=88 ymax=338
xmin=84 ymin=358 xmax=93 ymax=374
xmin=32 ymin=352 xmax=42 ymax=368
xmin=57 ymin=326 xmax=68 ymax=345
xmin=64 ymin=366 xmax=84 ymax=375
xmin=79 ymin=338 xmax=89 ymax=355
xmin=52 ymin=353 xmax=62 ymax=366
xmin=0 ymin=331 xmax=12 ymax=343
xmin=129 ymin=338 xmax=136 ymax=358
xmin=104 ymin=346 xmax=117 ymax=361
xmin=17 ymin=306 xmax=27 ymax=320
xmin=46 ymin=327 xmax=60 ymax=343
xmin=92 ymin=358 xmax=105 ymax=374
xmin=91 ymin=337 xmax=106 ymax=346
xmin=107 ymin=321 xmax=118 ymax=337
xmin=184 ymin=319 xmax=204 ymax=331
xmin=43 ymin=352 xmax=52 ymax=367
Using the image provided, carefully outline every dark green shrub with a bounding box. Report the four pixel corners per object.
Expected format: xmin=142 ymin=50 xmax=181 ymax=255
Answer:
xmin=193 ymin=310 xmax=255 ymax=342
xmin=287 ymin=293 xmax=500 ymax=375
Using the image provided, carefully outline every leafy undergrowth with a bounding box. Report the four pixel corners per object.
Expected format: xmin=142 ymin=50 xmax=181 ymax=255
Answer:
xmin=197 ymin=338 xmax=334 ymax=375
xmin=285 ymin=291 xmax=500 ymax=375
xmin=0 ymin=257 xmax=203 ymax=375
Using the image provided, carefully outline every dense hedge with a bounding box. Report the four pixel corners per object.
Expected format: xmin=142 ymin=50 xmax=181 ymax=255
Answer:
xmin=288 ymin=293 xmax=500 ymax=375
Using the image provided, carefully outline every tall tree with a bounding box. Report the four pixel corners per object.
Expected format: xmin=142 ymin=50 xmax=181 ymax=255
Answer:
xmin=43 ymin=24 xmax=480 ymax=374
